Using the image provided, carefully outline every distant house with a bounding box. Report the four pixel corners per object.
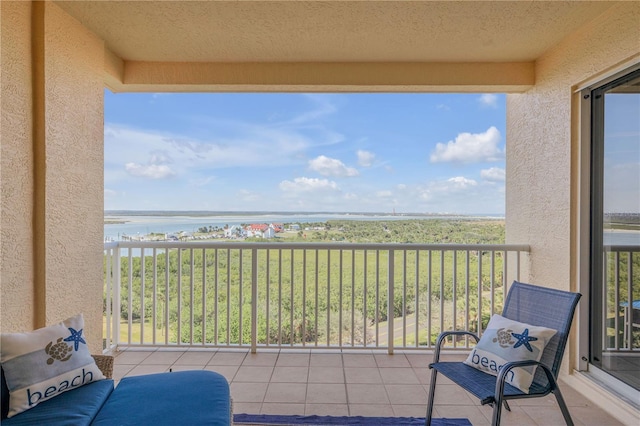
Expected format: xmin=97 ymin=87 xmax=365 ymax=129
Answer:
xmin=271 ymin=223 xmax=284 ymax=233
xmin=289 ymin=224 xmax=300 ymax=231
xmin=245 ymin=223 xmax=277 ymax=239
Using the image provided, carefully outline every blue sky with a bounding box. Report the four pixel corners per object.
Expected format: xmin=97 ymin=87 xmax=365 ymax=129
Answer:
xmin=104 ymin=92 xmax=507 ymax=214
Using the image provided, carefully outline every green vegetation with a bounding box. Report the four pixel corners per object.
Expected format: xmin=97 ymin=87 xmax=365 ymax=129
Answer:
xmin=105 ymin=219 xmax=514 ymax=346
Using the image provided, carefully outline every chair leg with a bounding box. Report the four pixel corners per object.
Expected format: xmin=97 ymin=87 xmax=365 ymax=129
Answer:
xmin=491 ymin=399 xmax=504 ymax=426
xmin=425 ymin=368 xmax=438 ymax=426
xmin=503 ymin=400 xmax=511 ymax=412
xmin=553 ymin=388 xmax=574 ymax=426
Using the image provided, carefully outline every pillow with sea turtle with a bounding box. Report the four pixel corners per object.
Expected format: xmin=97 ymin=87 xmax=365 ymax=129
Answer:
xmin=463 ymin=314 xmax=557 ymax=393
xmin=0 ymin=314 xmax=105 ymax=418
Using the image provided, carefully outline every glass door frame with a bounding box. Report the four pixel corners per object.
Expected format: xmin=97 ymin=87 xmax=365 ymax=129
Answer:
xmin=580 ymin=64 xmax=640 ymax=391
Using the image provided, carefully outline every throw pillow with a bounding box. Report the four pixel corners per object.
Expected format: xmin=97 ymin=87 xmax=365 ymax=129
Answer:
xmin=463 ymin=314 xmax=557 ymax=393
xmin=0 ymin=314 xmax=106 ymax=418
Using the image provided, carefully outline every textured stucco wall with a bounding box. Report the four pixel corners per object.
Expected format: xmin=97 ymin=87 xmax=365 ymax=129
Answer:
xmin=43 ymin=2 xmax=104 ymax=352
xmin=0 ymin=2 xmax=105 ymax=353
xmin=1 ymin=1 xmax=35 ymax=333
xmin=506 ymin=2 xmax=640 ymax=291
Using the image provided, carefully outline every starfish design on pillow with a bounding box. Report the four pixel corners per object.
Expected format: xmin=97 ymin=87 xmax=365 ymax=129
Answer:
xmin=63 ymin=327 xmax=86 ymax=351
xmin=511 ymin=328 xmax=538 ymax=352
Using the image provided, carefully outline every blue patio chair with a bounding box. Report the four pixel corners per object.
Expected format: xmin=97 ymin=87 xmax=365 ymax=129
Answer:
xmin=425 ymin=281 xmax=581 ymax=426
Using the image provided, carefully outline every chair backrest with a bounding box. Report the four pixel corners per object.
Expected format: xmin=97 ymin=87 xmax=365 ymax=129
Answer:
xmin=502 ymin=281 xmax=581 ymax=388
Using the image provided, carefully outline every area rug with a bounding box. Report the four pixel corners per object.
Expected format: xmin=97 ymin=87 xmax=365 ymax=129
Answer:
xmin=233 ymin=414 xmax=471 ymax=425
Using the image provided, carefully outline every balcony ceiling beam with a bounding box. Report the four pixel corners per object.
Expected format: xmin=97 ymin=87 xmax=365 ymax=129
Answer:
xmin=106 ymin=60 xmax=534 ymax=93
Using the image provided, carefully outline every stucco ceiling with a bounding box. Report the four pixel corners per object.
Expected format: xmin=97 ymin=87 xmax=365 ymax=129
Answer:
xmin=55 ymin=1 xmax=615 ymax=63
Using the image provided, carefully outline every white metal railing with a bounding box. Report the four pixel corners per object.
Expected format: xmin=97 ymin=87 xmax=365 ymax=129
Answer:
xmin=602 ymin=244 xmax=640 ymax=352
xmin=103 ymin=241 xmax=530 ymax=353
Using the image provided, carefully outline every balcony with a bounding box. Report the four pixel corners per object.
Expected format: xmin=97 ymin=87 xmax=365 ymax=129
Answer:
xmin=109 ymin=348 xmax=619 ymax=425
xmin=102 ymin=241 xmax=623 ymax=424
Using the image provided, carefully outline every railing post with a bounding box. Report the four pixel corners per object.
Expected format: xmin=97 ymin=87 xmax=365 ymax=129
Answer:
xmin=251 ymin=248 xmax=258 ymax=353
xmin=113 ymin=245 xmax=121 ymax=348
xmin=388 ymin=249 xmax=394 ymax=354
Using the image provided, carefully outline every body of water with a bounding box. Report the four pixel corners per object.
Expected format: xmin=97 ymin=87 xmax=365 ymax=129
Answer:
xmin=104 ymin=212 xmax=502 ymax=241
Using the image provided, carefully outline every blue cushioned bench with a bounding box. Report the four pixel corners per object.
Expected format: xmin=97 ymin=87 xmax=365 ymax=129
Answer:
xmin=1 ymin=359 xmax=232 ymax=425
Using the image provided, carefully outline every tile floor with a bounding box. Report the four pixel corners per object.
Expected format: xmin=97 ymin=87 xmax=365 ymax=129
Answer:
xmin=110 ymin=347 xmax=623 ymax=426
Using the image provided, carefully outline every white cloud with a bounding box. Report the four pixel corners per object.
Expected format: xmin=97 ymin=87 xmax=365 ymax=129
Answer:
xmin=125 ymin=163 xmax=176 ymax=179
xmin=397 ymin=184 xmax=407 ymax=190
xmin=430 ymin=126 xmax=503 ymax=164
xmin=308 ymin=155 xmax=359 ymax=177
xmin=376 ymin=190 xmax=393 ymax=197
xmin=279 ymin=177 xmax=340 ymax=193
xmin=436 ymin=104 xmax=451 ymax=111
xmin=481 ymin=167 xmax=506 ymax=182
xmin=104 ymin=123 xmax=312 ymax=173
xmin=357 ymin=150 xmax=376 ymax=167
xmin=446 ymin=176 xmax=478 ymax=190
xmin=478 ymin=94 xmax=498 ymax=108
xmin=104 ymin=189 xmax=118 ymax=197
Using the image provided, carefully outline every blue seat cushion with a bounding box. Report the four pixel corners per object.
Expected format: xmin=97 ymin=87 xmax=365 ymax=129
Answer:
xmin=1 ymin=379 xmax=114 ymax=426
xmin=91 ymin=370 xmax=231 ymax=425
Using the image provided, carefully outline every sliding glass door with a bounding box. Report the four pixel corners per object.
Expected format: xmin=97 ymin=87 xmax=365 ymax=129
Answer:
xmin=589 ymin=68 xmax=640 ymax=390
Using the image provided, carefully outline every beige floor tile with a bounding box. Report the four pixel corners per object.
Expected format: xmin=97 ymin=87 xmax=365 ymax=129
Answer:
xmin=204 ymin=365 xmax=239 ymax=382
xmin=144 ymin=351 xmax=184 ymax=364
xmin=392 ymin=404 xmax=428 ymax=417
xmin=385 ymin=384 xmax=428 ymax=405
xmin=555 ymin=381 xmax=592 ymax=407
xmin=569 ymin=406 xmax=623 ymax=426
xmin=125 ymin=364 xmax=171 ymax=377
xmin=230 ymin=382 xmax=268 ymax=403
xmin=308 ymin=367 xmax=345 ymax=383
xmin=276 ymin=353 xmax=310 ymax=367
xmin=405 ymin=353 xmax=432 ymax=368
xmin=511 ymin=393 xmax=558 ymax=406
xmin=113 ymin=350 xmax=154 ymax=364
xmin=435 ymin=405 xmax=490 ymax=426
xmin=174 ymin=351 xmax=215 ymax=365
xmin=347 ymin=384 xmax=390 ymax=404
xmin=261 ymin=402 xmax=306 ymax=415
xmin=233 ymin=366 xmax=274 ymax=382
xmin=519 ymin=405 xmax=585 ymax=426
xmin=306 ymin=383 xmax=348 ymax=404
xmin=209 ymin=351 xmax=247 ymax=365
xmin=375 ymin=353 xmax=411 ymax=368
xmin=379 ymin=367 xmax=420 ymax=384
xmin=243 ymin=353 xmax=278 ymax=366
xmin=232 ymin=402 xmax=262 ymax=414
xmin=343 ymin=354 xmax=377 ymax=367
xmin=348 ymin=403 xmax=394 ymax=416
xmin=169 ymin=365 xmax=204 ymax=372
xmin=305 ymin=403 xmax=349 ymax=416
xmin=271 ymin=366 xmax=309 ymax=383
xmin=112 ymin=364 xmax=134 ymax=382
xmin=310 ymin=353 xmax=343 ymax=367
xmin=431 ymin=384 xmax=475 ymax=406
xmin=479 ymin=404 xmax=537 ymax=425
xmin=344 ymin=367 xmax=382 ymax=384
xmin=413 ymin=367 xmax=433 ymax=384
xmin=264 ymin=383 xmax=308 ymax=404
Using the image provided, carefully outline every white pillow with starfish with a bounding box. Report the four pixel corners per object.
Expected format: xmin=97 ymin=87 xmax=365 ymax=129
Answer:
xmin=463 ymin=314 xmax=557 ymax=393
xmin=0 ymin=314 xmax=105 ymax=418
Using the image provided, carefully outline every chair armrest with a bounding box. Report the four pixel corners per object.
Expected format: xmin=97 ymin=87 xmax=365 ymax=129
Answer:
xmin=494 ymin=359 xmax=555 ymax=401
xmin=431 ymin=331 xmax=479 ymax=364
xmin=92 ymin=354 xmax=114 ymax=379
